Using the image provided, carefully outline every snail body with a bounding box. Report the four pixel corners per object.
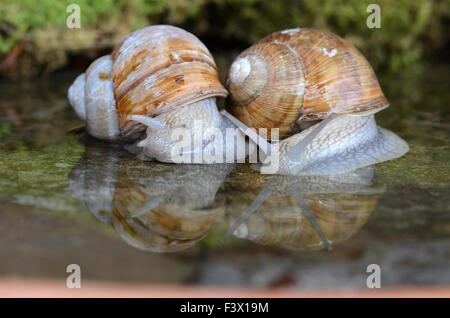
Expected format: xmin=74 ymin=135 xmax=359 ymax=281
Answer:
xmin=68 ymin=25 xmax=249 ymax=162
xmin=224 ymin=28 xmax=408 ymax=174
xmin=268 ymin=115 xmax=408 ymax=175
xmin=130 ymin=98 xmax=254 ymax=163
xmin=222 ymin=111 xmax=408 ymax=175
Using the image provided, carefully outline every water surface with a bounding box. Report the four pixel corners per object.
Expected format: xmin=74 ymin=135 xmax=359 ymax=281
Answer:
xmin=0 ymin=64 xmax=448 ymax=289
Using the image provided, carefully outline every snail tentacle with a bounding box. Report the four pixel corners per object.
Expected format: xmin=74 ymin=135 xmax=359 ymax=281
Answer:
xmin=220 ymin=109 xmax=271 ymax=154
xmin=222 ymin=183 xmax=275 ymax=242
xmin=286 ymin=113 xmax=338 ymax=164
xmin=127 ymin=115 xmax=165 ymax=131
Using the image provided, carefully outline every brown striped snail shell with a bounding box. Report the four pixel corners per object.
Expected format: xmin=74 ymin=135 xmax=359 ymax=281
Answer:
xmin=68 ymin=25 xmax=228 ymax=142
xmin=226 ymin=28 xmax=389 ymax=139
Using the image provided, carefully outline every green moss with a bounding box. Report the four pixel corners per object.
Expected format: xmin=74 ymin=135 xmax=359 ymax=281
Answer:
xmin=0 ymin=0 xmax=448 ymax=76
xmin=212 ymin=0 xmax=446 ymax=72
xmin=0 ymin=121 xmax=14 ymax=140
xmin=376 ymin=143 xmax=450 ymax=188
xmin=0 ymin=0 xmax=120 ymax=54
xmin=0 ymin=0 xmax=169 ymax=76
xmin=0 ymin=137 xmax=84 ymax=213
xmin=199 ymin=215 xmax=238 ymax=248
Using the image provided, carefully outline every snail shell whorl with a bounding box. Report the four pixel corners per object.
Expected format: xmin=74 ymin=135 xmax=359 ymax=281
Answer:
xmin=68 ymin=55 xmax=120 ymax=141
xmin=226 ymin=28 xmax=389 ymax=139
xmin=226 ymin=42 xmax=305 ymax=139
xmin=84 ymin=55 xmax=120 ymax=141
xmin=68 ymin=73 xmax=86 ymax=121
xmin=112 ymin=25 xmax=228 ymax=137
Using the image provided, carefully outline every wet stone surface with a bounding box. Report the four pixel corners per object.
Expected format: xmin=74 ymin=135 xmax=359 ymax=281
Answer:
xmin=0 ymin=64 xmax=449 ymax=289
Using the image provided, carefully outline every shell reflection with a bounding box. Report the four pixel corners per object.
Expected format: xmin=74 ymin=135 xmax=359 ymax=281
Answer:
xmin=112 ymin=160 xmax=233 ymax=252
xmin=224 ymin=166 xmax=385 ymax=251
xmin=69 ymin=139 xmax=233 ymax=252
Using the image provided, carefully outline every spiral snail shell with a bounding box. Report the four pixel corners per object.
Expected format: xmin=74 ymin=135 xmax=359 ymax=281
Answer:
xmin=68 ymin=25 xmax=230 ymax=145
xmin=226 ymin=28 xmax=388 ymax=139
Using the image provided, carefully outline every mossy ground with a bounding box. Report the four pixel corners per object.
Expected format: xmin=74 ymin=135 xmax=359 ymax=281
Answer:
xmin=0 ymin=137 xmax=84 ymax=213
xmin=0 ymin=0 xmax=448 ymax=77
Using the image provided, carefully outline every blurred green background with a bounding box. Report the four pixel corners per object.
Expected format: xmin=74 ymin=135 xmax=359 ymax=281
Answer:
xmin=0 ymin=0 xmax=448 ymax=78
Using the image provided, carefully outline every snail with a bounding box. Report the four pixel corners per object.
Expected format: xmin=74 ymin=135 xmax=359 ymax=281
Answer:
xmin=68 ymin=25 xmax=251 ymax=163
xmin=222 ymin=28 xmax=409 ymax=175
xmin=223 ymin=165 xmax=384 ymax=251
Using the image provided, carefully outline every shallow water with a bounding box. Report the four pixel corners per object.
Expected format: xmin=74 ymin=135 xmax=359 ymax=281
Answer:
xmin=0 ymin=63 xmax=449 ymax=289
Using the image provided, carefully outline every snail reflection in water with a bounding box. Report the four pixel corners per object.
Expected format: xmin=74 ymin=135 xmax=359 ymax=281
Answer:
xmin=69 ymin=140 xmax=384 ymax=251
xmin=223 ymin=166 xmax=385 ymax=251
xmin=69 ymin=139 xmax=234 ymax=252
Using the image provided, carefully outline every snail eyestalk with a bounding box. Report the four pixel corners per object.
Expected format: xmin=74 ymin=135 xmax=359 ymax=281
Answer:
xmin=127 ymin=115 xmax=165 ymax=131
xmin=286 ymin=113 xmax=338 ymax=163
xmin=220 ymin=109 xmax=271 ymax=154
